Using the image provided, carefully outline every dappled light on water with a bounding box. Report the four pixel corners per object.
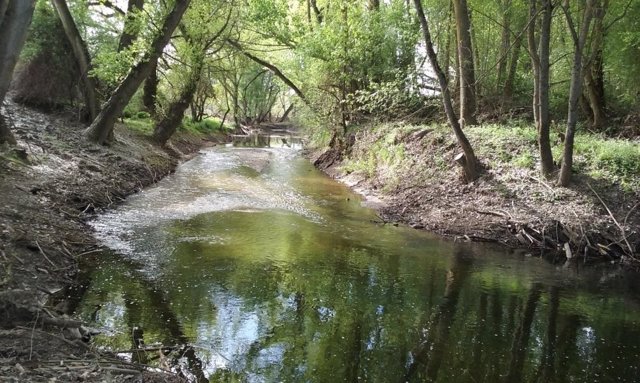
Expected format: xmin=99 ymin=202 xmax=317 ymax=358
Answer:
xmin=78 ymin=143 xmax=640 ymax=382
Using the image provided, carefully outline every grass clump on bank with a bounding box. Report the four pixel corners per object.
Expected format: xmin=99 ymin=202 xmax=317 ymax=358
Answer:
xmin=337 ymin=121 xmax=639 ymax=192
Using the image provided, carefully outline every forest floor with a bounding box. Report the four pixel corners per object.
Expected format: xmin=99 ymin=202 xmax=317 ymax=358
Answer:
xmin=311 ymin=121 xmax=640 ymax=265
xmin=0 ymin=102 xmax=221 ymax=382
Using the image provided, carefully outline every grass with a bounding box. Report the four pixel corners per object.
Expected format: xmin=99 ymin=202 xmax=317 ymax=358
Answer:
xmin=338 ymin=120 xmax=640 ymax=192
xmin=123 ymin=113 xmax=232 ymax=139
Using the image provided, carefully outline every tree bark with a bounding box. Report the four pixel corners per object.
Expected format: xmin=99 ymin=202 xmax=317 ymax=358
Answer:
xmin=142 ymin=60 xmax=158 ymax=116
xmin=118 ymin=0 xmax=144 ymax=52
xmin=84 ymin=0 xmax=192 ymax=144
xmin=558 ymin=0 xmax=594 ymax=186
xmin=51 ymin=0 xmax=99 ymax=122
xmin=452 ymin=0 xmax=477 ymax=125
xmin=0 ymin=0 xmax=37 ymax=145
xmin=502 ymin=31 xmax=522 ymax=100
xmin=527 ymin=0 xmax=540 ymax=125
xmin=413 ymin=0 xmax=479 ymax=182
xmin=583 ymin=0 xmax=606 ymax=129
xmin=0 ymin=0 xmax=9 ymax=26
xmin=496 ymin=0 xmax=512 ymax=92
xmin=153 ymin=73 xmax=198 ymax=145
xmin=538 ymin=0 xmax=554 ymax=177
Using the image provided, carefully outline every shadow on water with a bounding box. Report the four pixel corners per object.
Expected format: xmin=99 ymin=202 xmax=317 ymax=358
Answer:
xmin=71 ymin=141 xmax=640 ymax=382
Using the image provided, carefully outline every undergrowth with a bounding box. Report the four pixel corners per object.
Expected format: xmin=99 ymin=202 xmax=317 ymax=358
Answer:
xmin=338 ymin=121 xmax=640 ymax=192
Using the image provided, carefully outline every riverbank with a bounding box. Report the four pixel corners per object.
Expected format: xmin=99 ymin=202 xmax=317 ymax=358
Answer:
xmin=310 ymin=122 xmax=640 ymax=264
xmin=0 ymin=103 xmax=220 ymax=382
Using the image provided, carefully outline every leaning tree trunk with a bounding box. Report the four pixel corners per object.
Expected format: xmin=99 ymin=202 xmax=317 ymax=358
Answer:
xmin=452 ymin=0 xmax=477 ymax=126
xmin=153 ymin=62 xmax=202 ymax=145
xmin=51 ymin=0 xmax=99 ymax=121
xmin=558 ymin=0 xmax=594 ymax=186
xmin=537 ymin=0 xmax=555 ymax=177
xmin=0 ymin=0 xmax=37 ymax=145
xmin=84 ymin=0 xmax=191 ymax=144
xmin=414 ymin=0 xmax=479 ymax=182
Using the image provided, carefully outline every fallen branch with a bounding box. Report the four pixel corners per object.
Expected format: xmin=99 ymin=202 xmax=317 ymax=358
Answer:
xmin=587 ymin=182 xmax=635 ymax=256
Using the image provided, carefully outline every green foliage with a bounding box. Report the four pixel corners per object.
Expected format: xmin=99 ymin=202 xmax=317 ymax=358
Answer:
xmin=341 ymin=124 xmax=407 ymax=189
xmin=181 ymin=117 xmax=228 ymax=134
xmin=573 ymin=135 xmax=640 ymax=190
xmin=124 ymin=117 xmax=153 ymax=134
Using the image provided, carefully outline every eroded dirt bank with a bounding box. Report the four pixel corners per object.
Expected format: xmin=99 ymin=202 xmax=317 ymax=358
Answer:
xmin=0 ymin=103 xmax=217 ymax=382
xmin=311 ymin=123 xmax=639 ymax=265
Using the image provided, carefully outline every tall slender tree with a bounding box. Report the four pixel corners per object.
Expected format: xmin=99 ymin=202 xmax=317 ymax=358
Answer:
xmin=452 ymin=0 xmax=477 ymax=126
xmin=413 ymin=0 xmax=479 ymax=182
xmin=559 ymin=0 xmax=594 ymax=186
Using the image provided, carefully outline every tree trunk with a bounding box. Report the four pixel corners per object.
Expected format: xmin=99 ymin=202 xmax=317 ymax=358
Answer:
xmin=558 ymin=0 xmax=594 ymax=186
xmin=0 ymin=0 xmax=37 ymax=145
xmin=142 ymin=60 xmax=158 ymax=116
xmin=153 ymin=76 xmax=198 ymax=145
xmin=413 ymin=0 xmax=479 ymax=182
xmin=527 ymin=0 xmax=540 ymax=125
xmin=502 ymin=31 xmax=522 ymax=100
xmin=84 ymin=0 xmax=191 ymax=144
xmin=452 ymin=0 xmax=477 ymax=126
xmin=226 ymin=39 xmax=310 ymax=109
xmin=0 ymin=114 xmax=16 ymax=145
xmin=583 ymin=0 xmax=606 ymax=129
xmin=0 ymin=0 xmax=9 ymax=26
xmin=538 ymin=0 xmax=554 ymax=177
xmin=51 ymin=0 xmax=99 ymax=122
xmin=496 ymin=0 xmax=512 ymax=93
xmin=118 ymin=0 xmax=144 ymax=52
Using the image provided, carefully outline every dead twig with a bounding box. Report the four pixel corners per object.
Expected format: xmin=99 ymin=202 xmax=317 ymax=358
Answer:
xmin=587 ymin=182 xmax=635 ymax=256
xmin=35 ymin=240 xmax=57 ymax=268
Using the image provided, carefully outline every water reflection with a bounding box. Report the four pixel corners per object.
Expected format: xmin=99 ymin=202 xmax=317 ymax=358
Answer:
xmin=75 ymin=145 xmax=640 ymax=382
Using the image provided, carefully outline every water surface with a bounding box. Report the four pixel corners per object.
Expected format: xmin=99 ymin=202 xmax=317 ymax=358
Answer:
xmin=75 ymin=142 xmax=640 ymax=382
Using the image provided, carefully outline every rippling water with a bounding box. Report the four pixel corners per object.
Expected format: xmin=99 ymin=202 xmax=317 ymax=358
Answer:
xmin=75 ymin=142 xmax=640 ymax=383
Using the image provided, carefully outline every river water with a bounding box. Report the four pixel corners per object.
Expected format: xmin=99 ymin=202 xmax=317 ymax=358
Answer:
xmin=74 ymin=139 xmax=640 ymax=382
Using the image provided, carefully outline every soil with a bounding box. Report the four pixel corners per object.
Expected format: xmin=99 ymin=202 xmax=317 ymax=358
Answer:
xmin=0 ymin=101 xmax=220 ymax=382
xmin=311 ymin=126 xmax=640 ymax=265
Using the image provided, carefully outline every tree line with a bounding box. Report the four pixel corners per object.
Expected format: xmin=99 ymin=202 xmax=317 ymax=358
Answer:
xmin=0 ymin=0 xmax=638 ymax=187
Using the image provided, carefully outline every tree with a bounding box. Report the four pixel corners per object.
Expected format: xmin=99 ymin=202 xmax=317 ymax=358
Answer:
xmin=118 ymin=0 xmax=144 ymax=52
xmin=51 ymin=0 xmax=99 ymax=121
xmin=0 ymin=0 xmax=37 ymax=145
xmin=526 ymin=0 xmax=555 ymax=177
xmin=413 ymin=0 xmax=479 ymax=182
xmin=452 ymin=0 xmax=477 ymax=126
xmin=84 ymin=0 xmax=192 ymax=144
xmin=558 ymin=0 xmax=594 ymax=186
xmin=582 ymin=0 xmax=607 ymax=129
xmin=153 ymin=2 xmax=231 ymax=144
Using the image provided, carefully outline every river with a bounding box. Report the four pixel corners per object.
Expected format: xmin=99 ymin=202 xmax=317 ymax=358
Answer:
xmin=73 ymin=139 xmax=640 ymax=382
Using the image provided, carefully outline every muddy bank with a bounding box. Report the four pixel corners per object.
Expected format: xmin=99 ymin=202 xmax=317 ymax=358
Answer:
xmin=310 ymin=124 xmax=639 ymax=265
xmin=0 ymin=102 xmax=219 ymax=382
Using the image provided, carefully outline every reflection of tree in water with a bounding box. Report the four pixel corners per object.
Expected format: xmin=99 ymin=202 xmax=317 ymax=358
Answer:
xmin=75 ymin=253 xmax=209 ymax=382
xmin=403 ymin=248 xmax=473 ymax=382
